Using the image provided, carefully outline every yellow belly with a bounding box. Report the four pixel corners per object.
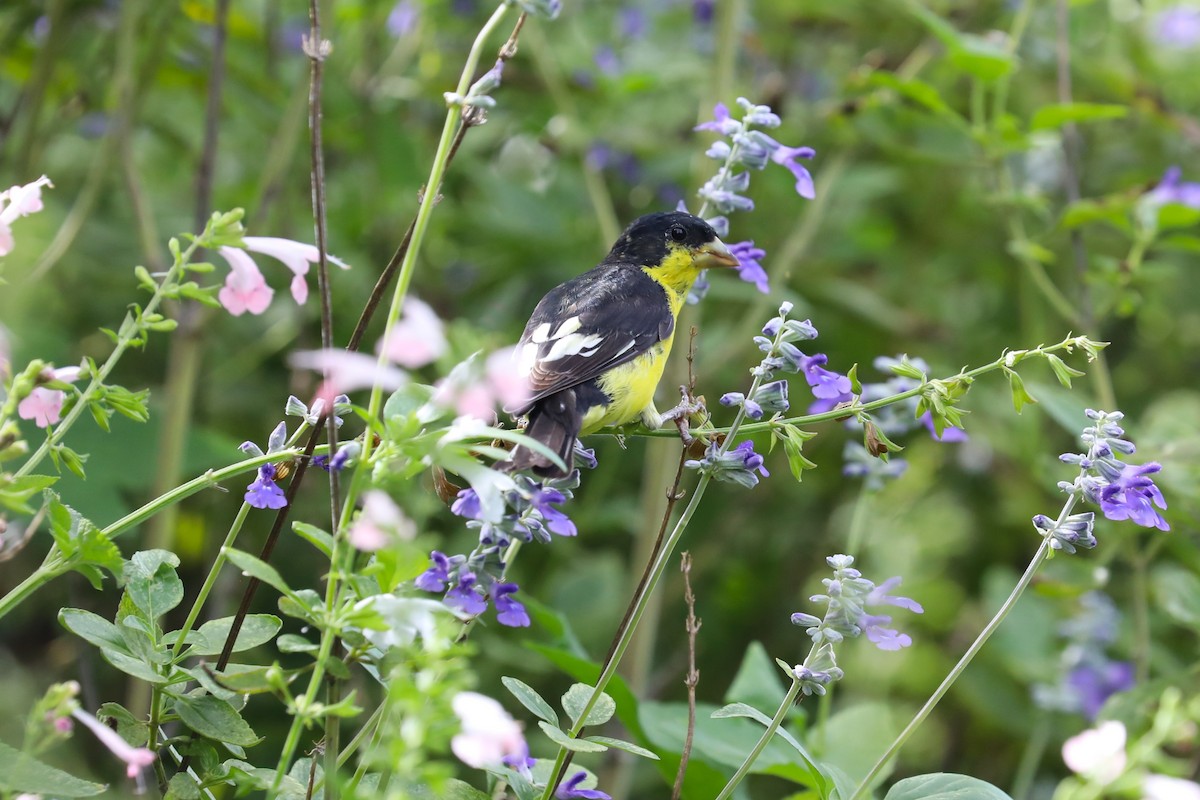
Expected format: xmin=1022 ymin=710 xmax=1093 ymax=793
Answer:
xmin=582 ymin=338 xmax=673 ymax=433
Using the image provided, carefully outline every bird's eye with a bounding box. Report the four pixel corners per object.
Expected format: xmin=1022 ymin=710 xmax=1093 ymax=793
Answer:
xmin=669 ymin=225 xmax=687 ymax=242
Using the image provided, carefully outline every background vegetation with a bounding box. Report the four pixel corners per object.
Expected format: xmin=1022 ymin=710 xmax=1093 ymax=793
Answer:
xmin=0 ymin=0 xmax=1197 ymax=798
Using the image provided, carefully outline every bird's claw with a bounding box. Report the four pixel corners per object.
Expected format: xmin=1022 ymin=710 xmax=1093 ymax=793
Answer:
xmin=662 ymin=385 xmax=707 ymax=447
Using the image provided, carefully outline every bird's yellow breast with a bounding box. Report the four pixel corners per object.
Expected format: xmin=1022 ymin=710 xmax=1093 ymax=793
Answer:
xmin=583 ymin=338 xmax=673 ymax=433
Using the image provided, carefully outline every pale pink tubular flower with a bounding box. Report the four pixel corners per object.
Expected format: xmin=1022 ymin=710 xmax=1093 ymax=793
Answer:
xmin=450 ymin=692 xmax=527 ymax=769
xmin=348 ymin=490 xmax=415 ymax=551
xmin=289 ymin=349 xmax=408 ymax=402
xmin=0 ymin=175 xmax=53 ymax=257
xmin=378 ymin=297 xmax=448 ymax=368
xmin=217 ymin=237 xmax=348 ymax=316
xmin=18 ymin=364 xmax=84 ymax=428
xmin=71 ymin=707 xmax=156 ymax=779
xmin=1145 ymin=775 xmax=1200 ymax=800
xmin=1062 ymin=720 xmax=1127 ymax=783
xmin=435 ymin=346 xmax=533 ymax=423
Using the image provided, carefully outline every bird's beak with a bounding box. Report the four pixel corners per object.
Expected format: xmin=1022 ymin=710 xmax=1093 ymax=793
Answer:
xmin=694 ymin=237 xmax=738 ymax=269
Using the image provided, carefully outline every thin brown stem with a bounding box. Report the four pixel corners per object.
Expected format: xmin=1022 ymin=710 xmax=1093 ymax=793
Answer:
xmin=672 ymin=552 xmax=702 ymax=800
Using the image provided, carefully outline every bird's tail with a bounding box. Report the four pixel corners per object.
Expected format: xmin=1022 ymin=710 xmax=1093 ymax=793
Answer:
xmin=503 ymin=391 xmax=579 ymax=479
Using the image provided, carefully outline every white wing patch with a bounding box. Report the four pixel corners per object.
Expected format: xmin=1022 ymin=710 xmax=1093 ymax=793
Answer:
xmin=530 ymin=322 xmax=552 ymax=344
xmin=542 ymin=332 xmax=605 ymax=362
xmin=517 ymin=342 xmax=539 ymax=376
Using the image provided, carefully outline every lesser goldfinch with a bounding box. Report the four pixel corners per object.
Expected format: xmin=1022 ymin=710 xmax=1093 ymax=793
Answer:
xmin=504 ymin=211 xmax=737 ymax=477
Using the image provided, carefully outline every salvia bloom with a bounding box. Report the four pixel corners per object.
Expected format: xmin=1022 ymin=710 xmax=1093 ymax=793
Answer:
xmin=688 ymin=98 xmax=816 ymax=301
xmin=414 ymin=470 xmax=582 ymax=626
xmin=685 ymin=439 xmax=770 ymax=488
xmin=556 ymin=772 xmax=612 ymax=800
xmin=17 ymin=363 xmax=83 ymax=429
xmin=0 ymin=175 xmax=53 ymax=257
xmin=789 ymin=555 xmax=923 ymax=693
xmin=239 ymin=422 xmax=290 ymax=510
xmin=217 ymin=236 xmax=349 ymax=317
xmin=1147 ymin=166 xmax=1200 ymax=210
xmin=1053 ymin=409 xmax=1169 ymax=535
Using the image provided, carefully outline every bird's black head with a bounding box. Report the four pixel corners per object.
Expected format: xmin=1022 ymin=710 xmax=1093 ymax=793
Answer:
xmin=604 ymin=211 xmax=735 ymax=269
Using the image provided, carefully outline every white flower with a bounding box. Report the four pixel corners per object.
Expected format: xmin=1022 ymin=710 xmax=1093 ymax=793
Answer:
xmin=450 ymin=692 xmax=527 ymax=769
xmin=1144 ymin=775 xmax=1200 ymax=800
xmin=355 ymin=595 xmax=449 ymax=651
xmin=217 ymin=237 xmax=349 ymax=316
xmin=1062 ymin=720 xmax=1127 ymax=783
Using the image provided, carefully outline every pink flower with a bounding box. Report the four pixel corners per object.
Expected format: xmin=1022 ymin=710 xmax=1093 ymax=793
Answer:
xmin=0 ymin=175 xmax=53 ymax=257
xmin=450 ymin=692 xmax=527 ymax=769
xmin=289 ymin=349 xmax=408 ymax=402
xmin=348 ymin=490 xmax=415 ymax=551
xmin=1062 ymin=720 xmax=1127 ymax=783
xmin=71 ymin=708 xmax=156 ymax=779
xmin=377 ymin=297 xmax=448 ymax=368
xmin=217 ymin=237 xmax=349 ymax=316
xmin=435 ymin=346 xmax=533 ymax=423
xmin=17 ymin=364 xmax=84 ymax=428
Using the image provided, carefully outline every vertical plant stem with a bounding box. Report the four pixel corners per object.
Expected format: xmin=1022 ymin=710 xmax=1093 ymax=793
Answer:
xmin=713 ymin=678 xmax=803 ymax=800
xmin=671 ymin=552 xmax=702 ymax=800
xmin=846 ymin=537 xmax=1054 ymax=800
xmin=171 ymin=503 xmax=253 ymax=657
xmin=844 ymin=485 xmax=875 ymax=557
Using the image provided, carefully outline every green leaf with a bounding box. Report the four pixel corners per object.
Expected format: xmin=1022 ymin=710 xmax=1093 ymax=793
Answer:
xmin=0 ymin=474 xmax=57 ymax=514
xmin=782 ymin=426 xmax=818 ymax=482
xmin=1006 ymin=369 xmax=1037 ymax=413
xmin=1155 ymin=202 xmax=1200 ymax=231
xmin=712 ymin=703 xmax=825 ymax=782
xmin=1045 ymin=354 xmax=1085 ymax=389
xmin=173 ymin=694 xmax=261 ymax=746
xmin=1153 ymin=565 xmax=1200 ymax=630
xmin=277 ymin=633 xmax=319 ymax=653
xmin=537 ymin=721 xmax=607 ymax=752
xmin=0 ymin=738 xmax=106 ymax=796
xmin=1030 ymin=102 xmax=1127 ymax=130
xmin=884 ymin=773 xmax=1014 ymax=800
xmin=98 ymin=702 xmax=151 ymax=749
xmin=583 ymin=735 xmax=659 ymax=760
xmin=101 ymin=647 xmax=170 ymax=684
xmin=292 ymin=521 xmax=333 ymax=557
xmin=1059 ymin=198 xmax=1133 ymax=232
xmin=501 ymin=676 xmax=559 ymax=726
xmin=123 ymin=550 xmax=184 ymax=620
xmin=224 ymin=547 xmax=296 ymax=599
xmin=189 ymin=614 xmax=282 ymax=656
xmin=562 ymin=683 xmax=616 ymax=727
xmin=1006 ymin=238 xmax=1056 ymax=266
xmin=167 ymin=773 xmax=202 ymax=800
xmin=725 ymin=642 xmax=788 ymax=712
xmin=59 ymin=608 xmax=129 ymax=652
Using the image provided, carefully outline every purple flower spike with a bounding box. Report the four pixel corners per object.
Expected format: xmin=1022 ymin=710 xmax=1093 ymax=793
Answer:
xmin=1099 ymin=462 xmax=1170 ymax=530
xmin=769 ymin=143 xmax=817 ymax=199
xmin=452 ymin=488 xmax=483 ymax=520
xmin=245 ymin=464 xmax=287 ymax=510
xmin=493 ymin=583 xmax=531 ymax=627
xmin=802 ymin=354 xmax=853 ymax=401
xmin=415 ymin=551 xmax=452 ymax=592
xmin=556 ymin=772 xmax=612 ymax=800
xmin=445 ymin=573 xmax=487 ymax=615
xmin=694 ymin=103 xmax=739 ymax=136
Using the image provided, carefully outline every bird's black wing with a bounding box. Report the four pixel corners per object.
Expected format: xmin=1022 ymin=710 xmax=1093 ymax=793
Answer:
xmin=508 ymin=262 xmax=673 ymax=413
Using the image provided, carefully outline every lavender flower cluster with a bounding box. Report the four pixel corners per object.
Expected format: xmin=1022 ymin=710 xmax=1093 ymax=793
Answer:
xmin=413 ymin=454 xmax=594 ymax=628
xmin=789 ymin=555 xmax=923 ymax=695
xmin=1033 ymin=591 xmax=1135 ymax=720
xmin=688 ymin=98 xmax=816 ymax=301
xmin=1038 ymin=409 xmax=1169 ymax=553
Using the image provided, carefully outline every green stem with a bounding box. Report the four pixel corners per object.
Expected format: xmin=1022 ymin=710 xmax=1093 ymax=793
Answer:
xmin=171 ymin=502 xmax=253 ymax=657
xmin=633 ymin=335 xmax=1101 ymax=439
xmin=0 ymin=448 xmax=303 ymax=622
xmin=17 ymin=235 xmax=205 ymax=478
xmin=714 ymin=678 xmax=803 ymax=800
xmin=1011 ymin=710 xmax=1051 ymax=800
xmin=844 ymin=486 xmax=875 ymax=557
xmin=846 ymin=536 xmax=1055 ymax=800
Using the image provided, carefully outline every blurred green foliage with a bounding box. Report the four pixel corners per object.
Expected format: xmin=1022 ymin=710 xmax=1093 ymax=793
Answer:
xmin=1 ymin=0 xmax=1198 ymax=796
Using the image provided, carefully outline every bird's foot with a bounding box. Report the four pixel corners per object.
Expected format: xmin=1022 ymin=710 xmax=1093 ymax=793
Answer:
xmin=660 ymin=385 xmax=708 ymax=447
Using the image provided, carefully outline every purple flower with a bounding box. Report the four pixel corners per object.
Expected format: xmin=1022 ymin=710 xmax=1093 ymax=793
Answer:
xmin=693 ymin=0 xmax=715 ymax=25
xmin=387 ymin=0 xmax=418 ymax=36
xmin=1153 ymin=5 xmax=1200 ymax=48
xmin=493 ymin=583 xmax=531 ymax=627
xmin=619 ymin=7 xmax=646 ymax=38
xmin=694 ymin=103 xmax=739 ymax=136
xmin=502 ymin=741 xmax=536 ymax=779
xmin=867 ymin=577 xmax=925 ymax=614
xmin=729 ymin=240 xmax=769 ymax=293
xmin=415 ymin=551 xmax=453 ymax=592
xmin=452 ymin=488 xmax=483 ymax=520
xmin=245 ymin=464 xmax=287 ymax=510
xmin=768 ymin=141 xmax=817 ymax=199
xmin=920 ymin=411 xmax=968 ymax=442
xmin=445 ymin=573 xmax=488 ymax=616
xmin=861 ymin=617 xmax=913 ymax=651
xmin=1099 ymin=463 xmax=1169 ymax=530
xmin=734 ymin=440 xmax=769 ymax=478
xmin=1149 ymin=166 xmax=1200 ymax=209
xmin=556 ymin=772 xmax=611 ymax=800
xmin=532 ymin=487 xmax=577 ymax=537
xmin=802 ymin=354 xmax=853 ymax=401
xmin=1068 ymin=661 xmax=1135 ymax=720
xmin=594 ymin=46 xmax=620 ymax=76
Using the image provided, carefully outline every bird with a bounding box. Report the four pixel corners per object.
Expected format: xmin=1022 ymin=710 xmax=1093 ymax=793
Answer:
xmin=503 ymin=211 xmax=738 ymax=478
